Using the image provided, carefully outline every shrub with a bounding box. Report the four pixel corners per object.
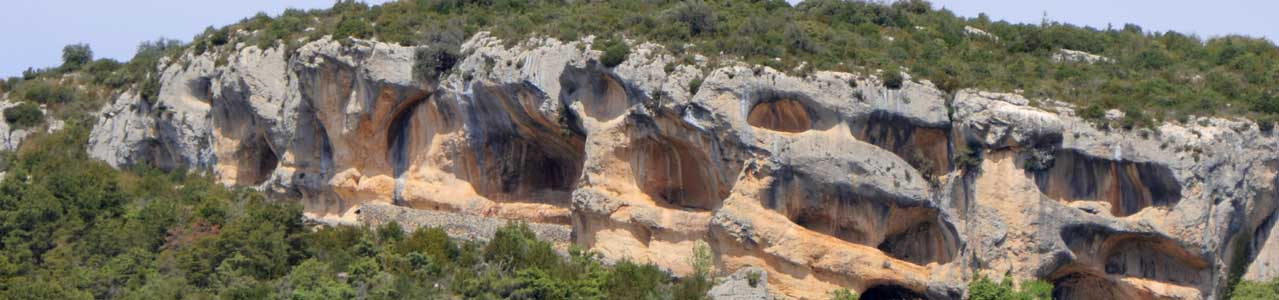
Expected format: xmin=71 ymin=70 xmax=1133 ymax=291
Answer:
xmin=689 ymin=77 xmax=704 ymax=95
xmin=598 ymin=38 xmax=631 ymax=68
xmin=747 ymin=270 xmax=762 ymax=288
xmin=829 ymin=288 xmax=859 ymax=300
xmin=334 ymin=17 xmax=373 ymax=40
xmin=968 ymin=274 xmax=1053 ymax=300
xmin=883 ymin=70 xmax=904 ymax=89
xmin=1231 ymin=278 xmax=1279 ymax=300
xmin=61 ymin=43 xmax=93 ymax=70
xmin=412 ymin=22 xmax=464 ymax=82
xmin=667 ymin=1 xmax=717 ymax=37
xmin=14 ymin=80 xmax=77 ymax=104
xmin=4 ymin=102 xmax=43 ymax=129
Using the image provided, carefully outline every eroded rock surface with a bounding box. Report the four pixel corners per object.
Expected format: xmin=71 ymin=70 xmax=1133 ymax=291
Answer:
xmin=87 ymin=33 xmax=1279 ymax=300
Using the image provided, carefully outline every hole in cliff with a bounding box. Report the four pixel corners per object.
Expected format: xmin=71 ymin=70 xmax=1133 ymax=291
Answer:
xmin=235 ymin=134 xmax=279 ymax=186
xmin=461 ymin=83 xmax=587 ymax=206
xmin=745 ymin=91 xmax=837 ymax=133
xmin=1061 ymin=224 xmax=1207 ymax=286
xmin=861 ymin=284 xmax=929 ymax=300
xmin=766 ymin=171 xmax=958 ymax=265
xmin=853 ymin=112 xmax=951 ymax=179
xmin=189 ymin=77 xmax=213 ymax=103
xmin=626 ymin=113 xmax=743 ymax=210
xmin=560 ymin=65 xmax=633 ymax=122
xmin=748 ymin=98 xmax=813 ymax=133
xmin=877 ymin=217 xmax=957 ymax=265
xmin=1051 ymin=272 xmax=1125 ymax=300
xmin=1031 ymin=149 xmax=1181 ymax=216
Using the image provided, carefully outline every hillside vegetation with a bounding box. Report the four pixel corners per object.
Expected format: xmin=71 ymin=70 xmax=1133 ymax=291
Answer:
xmin=5 ymin=1 xmax=1279 ymax=127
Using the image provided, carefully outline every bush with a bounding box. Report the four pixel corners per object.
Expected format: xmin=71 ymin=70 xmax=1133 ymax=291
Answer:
xmin=334 ymin=17 xmax=373 ymax=40
xmin=412 ymin=22 xmax=464 ymax=82
xmin=968 ymin=274 xmax=1052 ymax=300
xmin=829 ymin=288 xmax=859 ymax=300
xmin=689 ymin=77 xmax=704 ymax=95
xmin=1232 ymin=278 xmax=1279 ymax=300
xmin=667 ymin=1 xmax=717 ymax=37
xmin=61 ymin=43 xmax=93 ymax=70
xmin=883 ymin=70 xmax=904 ymax=89
xmin=597 ymin=38 xmax=631 ymax=68
xmin=4 ymin=102 xmax=43 ymax=129
xmin=13 ymin=80 xmax=77 ymax=104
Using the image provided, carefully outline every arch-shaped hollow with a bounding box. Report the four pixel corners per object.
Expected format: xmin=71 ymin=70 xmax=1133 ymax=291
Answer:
xmin=559 ymin=65 xmax=634 ymax=122
xmin=233 ymin=134 xmax=279 ymax=185
xmin=852 ymin=112 xmax=951 ymax=179
xmin=744 ymin=91 xmax=838 ymax=133
xmin=764 ymin=170 xmax=959 ymax=265
xmin=1030 ymin=149 xmax=1181 ymax=216
xmin=1060 ymin=224 xmax=1207 ymax=286
xmin=861 ymin=284 xmax=930 ymax=300
xmin=625 ymin=113 xmax=743 ymax=211
xmin=454 ymin=83 xmax=587 ymax=206
xmin=748 ymin=98 xmax=814 ymax=133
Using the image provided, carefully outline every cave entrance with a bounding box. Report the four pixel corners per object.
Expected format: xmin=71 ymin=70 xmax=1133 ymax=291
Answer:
xmin=861 ymin=284 xmax=929 ymax=300
xmin=560 ymin=66 xmax=633 ymax=122
xmin=877 ymin=218 xmax=957 ymax=265
xmin=1031 ymin=149 xmax=1181 ymax=216
xmin=234 ymin=134 xmax=279 ymax=186
xmin=630 ymin=136 xmax=726 ymax=210
xmin=766 ymin=176 xmax=957 ymax=265
xmin=462 ymin=83 xmax=588 ymax=206
xmin=853 ymin=112 xmax=951 ymax=179
xmin=748 ymin=98 xmax=814 ymax=133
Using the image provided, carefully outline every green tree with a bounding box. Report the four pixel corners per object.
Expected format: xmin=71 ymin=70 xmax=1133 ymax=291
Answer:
xmin=61 ymin=43 xmax=93 ymax=70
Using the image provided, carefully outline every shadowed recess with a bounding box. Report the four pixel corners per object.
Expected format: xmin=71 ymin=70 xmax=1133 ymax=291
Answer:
xmin=459 ymin=82 xmax=586 ymax=206
xmin=1031 ymin=149 xmax=1181 ymax=216
xmin=852 ymin=111 xmax=951 ymax=178
xmin=625 ymin=112 xmax=743 ymax=211
xmin=559 ymin=64 xmax=635 ymax=122
xmin=1060 ymin=224 xmax=1207 ymax=286
xmin=764 ymin=168 xmax=959 ymax=265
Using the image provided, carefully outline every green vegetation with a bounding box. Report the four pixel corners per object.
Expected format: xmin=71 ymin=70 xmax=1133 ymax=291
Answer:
xmin=10 ymin=0 xmax=1277 ymax=124
xmin=597 ymin=37 xmax=632 ymax=68
xmin=829 ymin=288 xmax=859 ymax=300
xmin=3 ymin=102 xmax=43 ymax=129
xmin=1231 ymin=277 xmax=1279 ymax=300
xmin=61 ymin=44 xmax=93 ymax=71
xmin=966 ymin=274 xmax=1052 ymax=300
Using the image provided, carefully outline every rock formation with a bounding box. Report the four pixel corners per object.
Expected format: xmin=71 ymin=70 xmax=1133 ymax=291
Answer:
xmin=86 ymin=33 xmax=1279 ymax=300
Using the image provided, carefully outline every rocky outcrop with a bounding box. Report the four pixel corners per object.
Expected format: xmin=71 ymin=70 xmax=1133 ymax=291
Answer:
xmin=87 ymin=33 xmax=1279 ymax=300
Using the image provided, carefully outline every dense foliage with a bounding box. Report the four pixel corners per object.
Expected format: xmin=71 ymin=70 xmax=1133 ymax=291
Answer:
xmin=1231 ymin=277 xmax=1279 ymax=300
xmin=3 ymin=102 xmax=44 ymax=129
xmin=157 ymin=0 xmax=1279 ymax=126
xmin=966 ymin=274 xmax=1052 ymax=300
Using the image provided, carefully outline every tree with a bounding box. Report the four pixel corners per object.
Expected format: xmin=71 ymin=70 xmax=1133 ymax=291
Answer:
xmin=412 ymin=21 xmax=464 ymax=82
xmin=62 ymin=43 xmax=93 ymax=70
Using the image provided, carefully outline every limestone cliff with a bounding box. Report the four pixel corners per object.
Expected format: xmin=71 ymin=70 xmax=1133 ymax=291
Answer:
xmin=86 ymin=33 xmax=1279 ymax=300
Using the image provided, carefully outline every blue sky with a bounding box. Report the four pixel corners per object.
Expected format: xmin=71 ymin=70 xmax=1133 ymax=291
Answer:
xmin=1 ymin=0 xmax=1275 ymax=78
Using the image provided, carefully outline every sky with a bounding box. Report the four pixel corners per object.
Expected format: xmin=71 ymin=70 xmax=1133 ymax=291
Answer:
xmin=1 ymin=0 xmax=1275 ymax=78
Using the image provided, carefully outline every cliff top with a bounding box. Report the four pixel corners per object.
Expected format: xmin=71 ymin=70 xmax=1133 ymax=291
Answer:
xmin=5 ymin=0 xmax=1278 ymax=130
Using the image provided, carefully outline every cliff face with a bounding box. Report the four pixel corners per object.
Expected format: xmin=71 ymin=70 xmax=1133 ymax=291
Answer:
xmin=87 ymin=33 xmax=1279 ymax=300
